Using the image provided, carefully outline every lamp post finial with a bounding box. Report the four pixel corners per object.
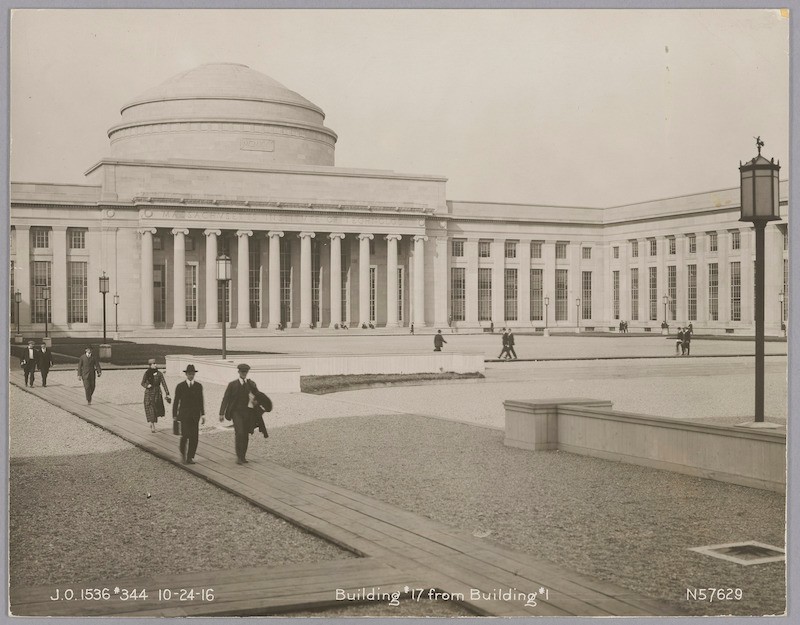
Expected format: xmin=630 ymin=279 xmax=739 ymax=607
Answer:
xmin=754 ymin=136 xmax=764 ymax=155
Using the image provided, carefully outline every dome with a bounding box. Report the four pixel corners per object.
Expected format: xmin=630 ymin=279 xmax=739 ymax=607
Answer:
xmin=108 ymin=63 xmax=337 ymax=167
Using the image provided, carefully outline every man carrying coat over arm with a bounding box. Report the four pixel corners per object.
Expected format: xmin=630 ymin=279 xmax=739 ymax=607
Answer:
xmin=219 ymin=363 xmax=261 ymax=465
xmin=172 ymin=364 xmax=205 ymax=465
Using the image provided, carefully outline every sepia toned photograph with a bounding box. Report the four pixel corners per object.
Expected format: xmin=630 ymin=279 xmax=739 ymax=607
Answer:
xmin=4 ymin=6 xmax=793 ymax=620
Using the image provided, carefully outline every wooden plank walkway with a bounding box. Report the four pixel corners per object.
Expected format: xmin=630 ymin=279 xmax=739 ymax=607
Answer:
xmin=9 ymin=371 xmax=686 ymax=617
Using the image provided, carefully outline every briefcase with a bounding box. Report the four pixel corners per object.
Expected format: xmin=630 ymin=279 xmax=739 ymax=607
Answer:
xmin=172 ymin=419 xmax=181 ymax=436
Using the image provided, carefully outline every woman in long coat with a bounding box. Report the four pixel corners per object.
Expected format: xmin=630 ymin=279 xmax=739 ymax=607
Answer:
xmin=142 ymin=358 xmax=170 ymax=432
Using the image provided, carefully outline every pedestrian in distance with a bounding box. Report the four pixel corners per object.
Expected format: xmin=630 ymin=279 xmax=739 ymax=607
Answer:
xmin=410 ymin=322 xmax=415 ymax=335
xmin=498 ymin=329 xmax=510 ymax=359
xmin=676 ymin=328 xmax=685 ymax=356
xmin=682 ymin=327 xmax=692 ymax=356
xmin=433 ymin=330 xmax=447 ymax=352
xmin=21 ymin=340 xmax=38 ymax=387
xmin=172 ymin=364 xmax=205 ymax=464
xmin=142 ymin=358 xmax=170 ymax=432
xmin=77 ymin=346 xmax=102 ymax=404
xmin=37 ymin=342 xmax=53 ymax=387
xmin=507 ymin=329 xmax=518 ymax=359
xmin=219 ymin=363 xmax=261 ymax=465
xmin=619 ymin=320 xmax=624 ymax=333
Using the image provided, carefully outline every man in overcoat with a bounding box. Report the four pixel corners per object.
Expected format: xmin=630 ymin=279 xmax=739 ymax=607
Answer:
xmin=36 ymin=342 xmax=54 ymax=387
xmin=433 ymin=330 xmax=447 ymax=352
xmin=21 ymin=340 xmax=38 ymax=387
xmin=498 ymin=329 xmax=510 ymax=359
xmin=219 ymin=363 xmax=260 ymax=464
xmin=77 ymin=346 xmax=102 ymax=404
xmin=172 ymin=364 xmax=205 ymax=464
xmin=506 ymin=330 xmax=518 ymax=359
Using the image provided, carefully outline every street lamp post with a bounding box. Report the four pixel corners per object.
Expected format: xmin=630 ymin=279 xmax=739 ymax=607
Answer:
xmin=113 ymin=293 xmax=120 ymax=334
xmin=663 ymin=294 xmax=669 ymax=325
xmin=14 ymin=290 xmax=22 ymax=336
xmin=544 ymin=296 xmax=550 ymax=329
xmin=99 ymin=272 xmax=109 ymax=343
xmin=779 ymin=291 xmax=785 ymax=336
xmin=42 ymin=287 xmax=50 ymax=338
xmin=216 ymin=255 xmax=232 ymax=359
xmin=739 ymin=137 xmax=781 ymax=425
xmin=575 ymin=298 xmax=581 ymax=333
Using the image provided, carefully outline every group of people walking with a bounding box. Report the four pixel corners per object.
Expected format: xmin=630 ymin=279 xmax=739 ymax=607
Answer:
xmin=20 ymin=340 xmax=53 ymax=387
xmin=141 ymin=360 xmax=271 ymax=465
xmin=676 ymin=324 xmax=693 ymax=356
xmin=497 ymin=329 xmax=518 ymax=360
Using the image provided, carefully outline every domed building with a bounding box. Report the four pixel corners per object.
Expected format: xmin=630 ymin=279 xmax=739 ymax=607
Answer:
xmin=10 ymin=63 xmax=789 ymax=337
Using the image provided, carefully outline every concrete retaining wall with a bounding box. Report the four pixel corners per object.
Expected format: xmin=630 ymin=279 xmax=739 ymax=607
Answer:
xmin=167 ymin=355 xmax=300 ymax=392
xmin=504 ymin=398 xmax=785 ymax=493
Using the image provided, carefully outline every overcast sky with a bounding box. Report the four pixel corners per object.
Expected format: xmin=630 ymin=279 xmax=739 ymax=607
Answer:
xmin=10 ymin=8 xmax=790 ymax=207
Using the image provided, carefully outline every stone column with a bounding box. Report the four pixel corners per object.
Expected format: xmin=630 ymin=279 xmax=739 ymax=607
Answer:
xmin=15 ymin=226 xmax=31 ymax=327
xmin=618 ymin=242 xmax=629 ymax=326
xmin=299 ymin=232 xmax=316 ymax=327
xmin=519 ymin=239 xmax=531 ymax=325
xmin=329 ymin=233 xmax=345 ymax=328
xmin=465 ymin=239 xmax=479 ymax=325
xmin=717 ymin=231 xmax=730 ymax=323
xmin=570 ymin=241 xmax=581 ymax=327
xmin=236 ymin=230 xmax=252 ymax=328
xmin=385 ymin=234 xmax=402 ymax=327
xmin=203 ymin=229 xmax=221 ymax=328
xmin=268 ymin=231 xmax=284 ymax=329
xmin=413 ymin=235 xmax=427 ymax=326
xmin=51 ymin=226 xmax=68 ymax=328
xmin=675 ymin=236 xmax=686 ymax=323
xmin=433 ymin=236 xmax=449 ymax=327
xmin=764 ymin=223 xmax=784 ymax=333
xmin=492 ymin=239 xmax=505 ymax=325
xmin=138 ymin=228 xmax=156 ymax=329
xmin=171 ymin=228 xmax=189 ymax=329
xmin=695 ymin=234 xmax=707 ymax=323
xmin=358 ymin=234 xmax=373 ymax=325
xmin=740 ymin=227 xmax=753 ymax=324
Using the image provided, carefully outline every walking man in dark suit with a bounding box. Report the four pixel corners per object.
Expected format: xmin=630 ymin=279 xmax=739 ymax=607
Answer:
xmin=172 ymin=364 xmax=205 ymax=465
xmin=506 ymin=330 xmax=518 ymax=359
xmin=37 ymin=342 xmax=53 ymax=387
xmin=77 ymin=346 xmax=102 ymax=404
xmin=219 ymin=363 xmax=260 ymax=464
xmin=498 ymin=329 xmax=510 ymax=359
xmin=22 ymin=340 xmax=37 ymax=387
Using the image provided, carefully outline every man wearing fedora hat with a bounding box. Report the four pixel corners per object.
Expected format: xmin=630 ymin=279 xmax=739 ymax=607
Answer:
xmin=21 ymin=340 xmax=38 ymax=387
xmin=172 ymin=364 xmax=205 ymax=464
xmin=77 ymin=346 xmax=102 ymax=404
xmin=219 ymin=363 xmax=261 ymax=464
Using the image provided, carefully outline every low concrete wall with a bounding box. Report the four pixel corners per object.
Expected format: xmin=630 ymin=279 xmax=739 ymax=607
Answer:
xmin=167 ymin=355 xmax=300 ymax=393
xmin=504 ymin=399 xmax=786 ymax=493
xmin=169 ymin=351 xmax=483 ymax=378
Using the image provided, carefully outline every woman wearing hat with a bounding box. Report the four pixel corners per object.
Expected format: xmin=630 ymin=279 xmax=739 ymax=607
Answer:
xmin=141 ymin=358 xmax=170 ymax=432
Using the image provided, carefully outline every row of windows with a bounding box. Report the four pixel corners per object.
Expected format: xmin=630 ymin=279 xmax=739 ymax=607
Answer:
xmin=451 ymin=239 xmax=583 ymax=260
xmin=627 ymin=231 xmax=744 ymax=259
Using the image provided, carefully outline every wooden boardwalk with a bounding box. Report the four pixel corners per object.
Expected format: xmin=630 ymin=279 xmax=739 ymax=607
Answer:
xmin=9 ymin=372 xmax=685 ymax=617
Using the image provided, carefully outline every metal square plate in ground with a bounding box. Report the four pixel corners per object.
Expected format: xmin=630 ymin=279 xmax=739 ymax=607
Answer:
xmin=688 ymin=541 xmax=785 ymax=566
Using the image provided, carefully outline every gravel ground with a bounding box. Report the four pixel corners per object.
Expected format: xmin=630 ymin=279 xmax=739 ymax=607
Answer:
xmin=8 ymin=387 xmax=352 ymax=590
xmin=206 ymin=414 xmax=787 ymax=617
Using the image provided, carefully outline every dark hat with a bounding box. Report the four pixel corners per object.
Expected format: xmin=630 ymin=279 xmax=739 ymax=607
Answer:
xmin=183 ymin=364 xmax=198 ymax=374
xmin=237 ymin=363 xmax=251 ymax=372
xmin=27 ymin=339 xmax=34 ymax=345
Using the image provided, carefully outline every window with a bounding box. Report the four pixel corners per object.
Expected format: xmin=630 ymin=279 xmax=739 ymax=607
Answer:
xmin=649 ymin=267 xmax=658 ymax=320
xmin=730 ymin=262 xmax=741 ymax=321
xmin=451 ymin=239 xmax=464 ymax=257
xmin=10 ymin=260 xmax=15 ymax=325
xmin=687 ymin=265 xmax=697 ymax=321
xmin=478 ymin=268 xmax=492 ymax=321
xmin=783 ymin=258 xmax=788 ymax=323
xmin=504 ymin=241 xmax=517 ymax=259
xmin=397 ymin=267 xmax=404 ymax=323
xmin=582 ymin=247 xmax=592 ymax=260
xmin=708 ymin=263 xmax=719 ymax=321
xmin=311 ymin=241 xmax=320 ymax=326
xmin=531 ymin=241 xmax=543 ymax=259
xmin=185 ymin=264 xmax=198 ymax=323
xmin=648 ymin=239 xmax=657 ymax=257
xmin=154 ymin=265 xmax=166 ymax=324
xmin=67 ymin=261 xmax=88 ymax=323
xmin=69 ymin=228 xmax=86 ymax=249
xmin=668 ymin=237 xmax=676 ymax=255
xmin=631 ymin=240 xmax=639 ymax=258
xmin=612 ymin=270 xmax=620 ymax=320
xmin=668 ymin=266 xmax=676 ymax=321
xmin=530 ymin=268 xmax=543 ymax=321
xmin=478 ymin=240 xmax=492 ymax=258
xmin=153 ymin=235 xmax=163 ymax=251
xmin=341 ymin=249 xmax=350 ymax=324
xmin=10 ymin=227 xmax=16 ymax=255
xmin=504 ymin=268 xmax=518 ymax=320
xmin=185 ymin=236 xmax=195 ymax=252
xmin=709 ymin=232 xmax=718 ymax=252
xmin=731 ymin=231 xmax=741 ymax=250
xmin=450 ymin=267 xmax=466 ymax=321
xmin=555 ymin=269 xmax=568 ymax=321
xmin=31 ymin=227 xmax=50 ymax=249
xmin=630 ymin=268 xmax=639 ymax=321
xmin=369 ymin=266 xmax=377 ymax=323
xmin=581 ymin=271 xmax=592 ymax=320
xmin=613 ymin=246 xmax=619 ymax=259
xmin=688 ymin=234 xmax=696 ymax=254
xmin=556 ymin=241 xmax=568 ymax=259
xmin=279 ymin=237 xmax=292 ymax=325
xmin=250 ymin=239 xmax=261 ymax=326
xmin=31 ymin=261 xmax=52 ymax=323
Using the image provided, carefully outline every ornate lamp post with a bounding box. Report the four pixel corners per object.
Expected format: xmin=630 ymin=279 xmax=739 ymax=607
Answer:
xmin=113 ymin=293 xmax=120 ymax=334
xmin=575 ymin=297 xmax=581 ymax=333
xmin=739 ymin=137 xmax=781 ymax=425
xmin=216 ymin=255 xmax=232 ymax=359
xmin=42 ymin=286 xmax=50 ymax=338
xmin=99 ymin=272 xmax=109 ymax=343
xmin=15 ymin=290 xmax=22 ymax=336
xmin=544 ymin=296 xmax=550 ymax=329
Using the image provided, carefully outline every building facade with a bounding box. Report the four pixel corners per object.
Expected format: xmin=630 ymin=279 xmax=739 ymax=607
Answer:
xmin=9 ymin=63 xmax=790 ymax=336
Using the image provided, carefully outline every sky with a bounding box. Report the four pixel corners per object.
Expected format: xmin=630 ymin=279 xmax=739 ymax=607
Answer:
xmin=9 ymin=8 xmax=790 ymax=207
